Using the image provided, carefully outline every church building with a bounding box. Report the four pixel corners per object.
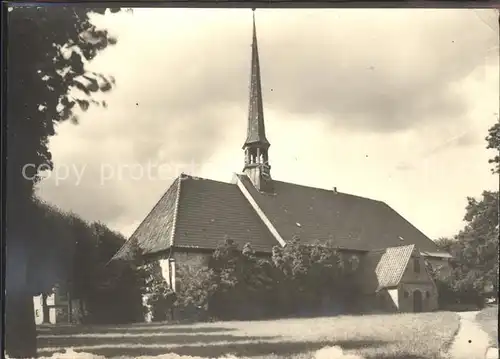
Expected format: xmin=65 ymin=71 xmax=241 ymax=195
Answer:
xmin=112 ymin=14 xmax=451 ymax=314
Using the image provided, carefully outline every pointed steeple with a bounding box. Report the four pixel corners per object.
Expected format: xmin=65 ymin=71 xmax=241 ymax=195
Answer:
xmin=242 ymin=11 xmax=273 ymax=193
xmin=243 ymin=10 xmax=270 ymax=149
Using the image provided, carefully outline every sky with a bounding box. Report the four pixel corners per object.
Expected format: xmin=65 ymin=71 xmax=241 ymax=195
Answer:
xmin=35 ymin=8 xmax=499 ymax=241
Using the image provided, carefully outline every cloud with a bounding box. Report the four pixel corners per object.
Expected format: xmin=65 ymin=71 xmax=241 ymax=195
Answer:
xmin=87 ymin=9 xmax=498 ymax=134
xmin=31 ymin=8 xmax=498 ymax=237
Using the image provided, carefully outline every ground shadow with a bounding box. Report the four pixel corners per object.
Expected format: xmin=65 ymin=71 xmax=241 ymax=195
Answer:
xmin=38 ymin=325 xmax=234 ymax=336
xmin=38 ymin=333 xmax=275 ymax=348
xmin=366 ymin=355 xmax=428 ymax=359
xmin=38 ymin=339 xmax=388 ymax=358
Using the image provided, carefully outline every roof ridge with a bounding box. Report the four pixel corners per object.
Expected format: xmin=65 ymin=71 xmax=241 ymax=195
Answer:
xmin=179 ymin=173 xmax=234 ymax=186
xmin=268 ymin=177 xmax=383 ymax=203
xmin=235 ymin=174 xmax=286 ymax=247
xmin=170 ymin=175 xmax=183 ymax=247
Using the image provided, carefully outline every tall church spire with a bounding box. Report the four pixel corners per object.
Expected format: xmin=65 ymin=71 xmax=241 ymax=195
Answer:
xmin=244 ymin=10 xmax=270 ymax=148
xmin=243 ymin=11 xmax=273 ymax=193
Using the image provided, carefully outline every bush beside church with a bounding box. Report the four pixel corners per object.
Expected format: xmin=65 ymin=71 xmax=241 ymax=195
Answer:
xmin=142 ymin=237 xmax=361 ymax=322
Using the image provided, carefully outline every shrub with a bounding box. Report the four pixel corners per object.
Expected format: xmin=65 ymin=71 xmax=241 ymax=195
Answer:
xmin=143 ymin=238 xmax=362 ymax=322
xmin=142 ymin=262 xmax=176 ymax=322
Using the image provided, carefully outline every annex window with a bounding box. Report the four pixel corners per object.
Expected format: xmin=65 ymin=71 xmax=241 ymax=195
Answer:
xmin=414 ymin=258 xmax=421 ymax=273
xmin=58 ymin=291 xmax=68 ymax=301
xmin=349 ymin=255 xmax=360 ymax=271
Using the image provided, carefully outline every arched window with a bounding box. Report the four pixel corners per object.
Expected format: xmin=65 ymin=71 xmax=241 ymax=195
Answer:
xmin=404 ymin=290 xmax=410 ymax=298
xmin=426 ymin=291 xmax=430 ymax=299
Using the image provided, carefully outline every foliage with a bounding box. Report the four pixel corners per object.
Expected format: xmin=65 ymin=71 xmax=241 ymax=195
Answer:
xmin=454 ymin=191 xmax=499 ymax=295
xmin=73 ymin=222 xmax=146 ymax=324
xmin=270 ymin=237 xmax=359 ymax=317
xmin=175 ymin=264 xmax=218 ymax=321
xmin=7 ymin=6 xmax=121 ymax=221
xmin=142 ymin=261 xmax=176 ymax=322
xmin=6 ymin=6 xmax=123 ymax=357
xmin=486 ymin=122 xmax=500 ymax=174
xmin=145 ymin=238 xmax=361 ymax=322
xmin=26 ymin=201 xmax=146 ymax=324
xmin=430 ymin=122 xmax=499 ymax=308
xmin=431 ymin=190 xmax=499 ymax=309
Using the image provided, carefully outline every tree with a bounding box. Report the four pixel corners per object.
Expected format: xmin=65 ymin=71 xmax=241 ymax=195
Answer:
xmin=431 ymin=122 xmax=500 ymax=309
xmin=486 ymin=122 xmax=500 ymax=173
xmin=6 ymin=6 xmax=121 ymax=357
xmin=50 ymin=220 xmax=147 ymax=325
xmin=454 ymin=191 xmax=499 ymax=297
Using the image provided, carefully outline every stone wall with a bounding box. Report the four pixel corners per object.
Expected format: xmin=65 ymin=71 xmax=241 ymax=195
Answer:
xmin=399 ymin=283 xmax=438 ymax=312
xmin=173 ymin=251 xmax=211 ymax=269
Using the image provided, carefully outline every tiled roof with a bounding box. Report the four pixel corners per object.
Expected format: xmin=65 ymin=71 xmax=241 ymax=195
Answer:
xmin=113 ymin=172 xmax=446 ymax=261
xmin=235 ymin=174 xmax=444 ymax=253
xmin=173 ymin=175 xmax=277 ymax=252
xmin=112 ymin=177 xmax=181 ymax=260
xmin=112 ymin=174 xmax=277 ymax=260
xmin=357 ymin=244 xmax=415 ymax=293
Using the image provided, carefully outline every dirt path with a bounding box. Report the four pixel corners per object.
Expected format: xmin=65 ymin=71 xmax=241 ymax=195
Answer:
xmin=449 ymin=311 xmax=498 ymax=359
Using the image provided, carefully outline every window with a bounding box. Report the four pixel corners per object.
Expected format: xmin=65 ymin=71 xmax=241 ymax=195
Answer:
xmin=414 ymin=258 xmax=421 ymax=273
xmin=58 ymin=291 xmax=68 ymax=302
xmin=349 ymin=255 xmax=360 ymax=271
xmin=404 ymin=291 xmax=410 ymax=298
xmin=426 ymin=291 xmax=430 ymax=299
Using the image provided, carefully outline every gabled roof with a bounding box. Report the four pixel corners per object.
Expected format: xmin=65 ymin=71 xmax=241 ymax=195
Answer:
xmin=112 ymin=176 xmax=181 ymax=261
xmin=235 ymin=174 xmax=444 ymax=253
xmin=173 ymin=175 xmax=276 ymax=252
xmin=112 ymin=174 xmax=277 ymax=261
xmin=113 ymin=172 xmax=447 ymax=261
xmin=357 ymin=244 xmax=415 ymax=294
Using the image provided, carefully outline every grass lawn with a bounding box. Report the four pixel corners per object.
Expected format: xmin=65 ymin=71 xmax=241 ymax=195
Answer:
xmin=476 ymin=305 xmax=498 ymax=348
xmin=37 ymin=312 xmax=460 ymax=359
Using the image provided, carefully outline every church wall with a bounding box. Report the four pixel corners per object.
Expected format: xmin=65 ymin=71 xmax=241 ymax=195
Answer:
xmin=398 ymin=283 xmax=438 ymax=312
xmin=172 ymin=251 xmax=211 ymax=291
xmin=425 ymin=257 xmax=452 ymax=277
xmin=151 ymin=250 xmax=212 ymax=292
xmin=173 ymin=251 xmax=211 ymax=268
xmin=400 ymin=254 xmax=431 ymax=284
xmin=398 ymin=253 xmax=438 ymax=312
xmin=158 ymin=259 xmax=171 ymax=288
